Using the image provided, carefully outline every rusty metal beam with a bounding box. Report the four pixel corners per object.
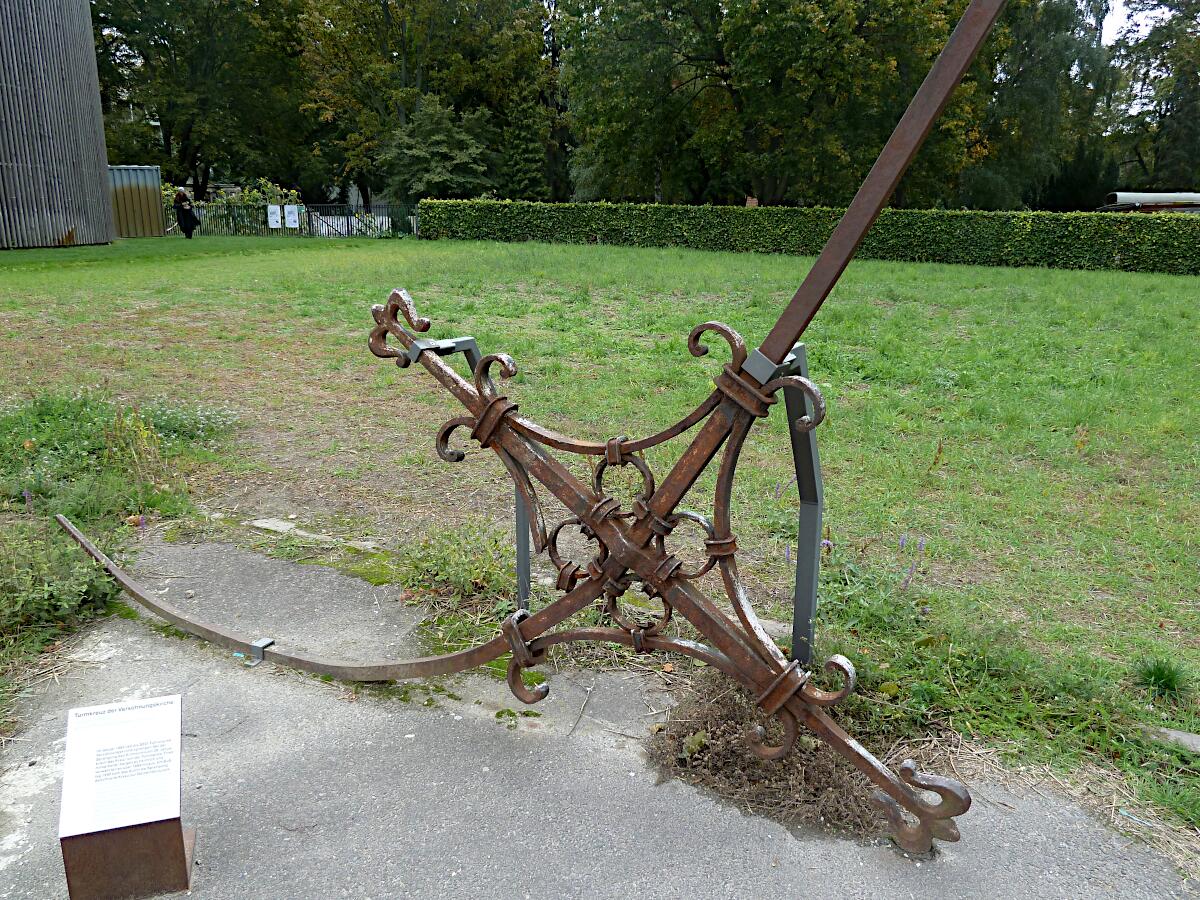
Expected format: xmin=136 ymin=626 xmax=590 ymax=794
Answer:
xmin=756 ymin=0 xmax=1008 ymax=364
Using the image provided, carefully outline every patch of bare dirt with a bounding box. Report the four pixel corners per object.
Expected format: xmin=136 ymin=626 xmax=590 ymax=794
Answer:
xmin=647 ymin=668 xmax=884 ymax=838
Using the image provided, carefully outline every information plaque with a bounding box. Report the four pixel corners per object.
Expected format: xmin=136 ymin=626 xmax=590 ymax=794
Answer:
xmin=59 ymin=695 xmax=195 ymax=900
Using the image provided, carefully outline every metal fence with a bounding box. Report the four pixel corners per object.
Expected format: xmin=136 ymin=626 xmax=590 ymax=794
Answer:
xmin=163 ymin=202 xmax=417 ymax=238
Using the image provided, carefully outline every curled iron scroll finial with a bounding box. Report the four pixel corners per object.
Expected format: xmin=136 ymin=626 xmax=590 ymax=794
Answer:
xmin=688 ymin=321 xmax=748 ymax=370
xmin=798 ymin=654 xmax=856 ymax=707
xmin=745 ymin=707 xmax=800 ymax=761
xmin=368 ymin=304 xmax=409 ymax=365
xmin=473 ymin=353 xmax=518 ymax=400
xmin=502 ymin=610 xmax=549 ymax=704
xmin=388 ymin=287 xmax=431 ymax=333
xmin=871 ymin=760 xmax=972 ymax=852
xmin=762 ymin=374 xmax=826 ymax=431
xmin=436 ymin=416 xmax=476 ymax=462
xmin=592 ymin=451 xmax=656 ymax=504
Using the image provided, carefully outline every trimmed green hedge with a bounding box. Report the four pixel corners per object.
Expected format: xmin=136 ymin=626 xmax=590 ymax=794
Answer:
xmin=418 ymin=199 xmax=1200 ymax=275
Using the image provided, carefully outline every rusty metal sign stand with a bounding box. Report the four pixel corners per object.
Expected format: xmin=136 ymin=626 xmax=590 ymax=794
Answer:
xmin=60 ymin=0 xmax=1007 ymax=855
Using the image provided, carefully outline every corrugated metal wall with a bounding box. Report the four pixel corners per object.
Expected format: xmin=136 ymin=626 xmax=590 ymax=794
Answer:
xmin=0 ymin=0 xmax=115 ymax=249
xmin=110 ymin=166 xmax=165 ymax=237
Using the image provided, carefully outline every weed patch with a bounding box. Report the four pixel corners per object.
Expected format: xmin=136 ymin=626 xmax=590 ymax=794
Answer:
xmin=0 ymin=392 xmax=234 ymax=729
xmin=388 ymin=523 xmax=521 ymax=678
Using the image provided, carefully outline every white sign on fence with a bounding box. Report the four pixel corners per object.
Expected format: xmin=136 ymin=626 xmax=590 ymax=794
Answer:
xmin=284 ymin=205 xmax=300 ymax=228
xmin=267 ymin=205 xmax=282 ymax=228
xmin=59 ymin=695 xmax=182 ymax=838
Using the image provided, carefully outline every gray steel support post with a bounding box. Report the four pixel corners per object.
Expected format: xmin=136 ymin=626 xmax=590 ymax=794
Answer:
xmin=515 ymin=486 xmax=531 ymax=611
xmin=782 ymin=346 xmax=824 ymax=666
xmin=409 ymin=334 xmax=530 ymax=606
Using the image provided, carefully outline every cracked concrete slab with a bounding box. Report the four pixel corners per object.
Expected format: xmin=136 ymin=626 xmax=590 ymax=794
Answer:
xmin=0 ymin=543 xmax=1193 ymax=899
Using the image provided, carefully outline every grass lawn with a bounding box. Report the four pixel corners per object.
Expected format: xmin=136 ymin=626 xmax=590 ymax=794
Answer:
xmin=2 ymin=236 xmax=1197 ymax=833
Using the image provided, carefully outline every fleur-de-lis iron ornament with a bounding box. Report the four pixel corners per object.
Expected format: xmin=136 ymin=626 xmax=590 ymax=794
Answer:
xmin=58 ymin=0 xmax=1008 ymax=855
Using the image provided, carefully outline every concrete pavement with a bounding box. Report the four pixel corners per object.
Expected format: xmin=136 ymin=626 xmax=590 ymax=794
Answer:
xmin=0 ymin=542 xmax=1191 ymax=899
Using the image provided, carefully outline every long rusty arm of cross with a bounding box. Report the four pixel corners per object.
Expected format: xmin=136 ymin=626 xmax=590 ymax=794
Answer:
xmin=757 ymin=0 xmax=1008 ymax=364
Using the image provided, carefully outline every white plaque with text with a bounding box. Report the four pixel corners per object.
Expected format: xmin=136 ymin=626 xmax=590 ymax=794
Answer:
xmin=58 ymin=695 xmax=182 ymax=839
xmin=283 ymin=204 xmax=300 ymax=228
xmin=267 ymin=204 xmax=282 ymax=228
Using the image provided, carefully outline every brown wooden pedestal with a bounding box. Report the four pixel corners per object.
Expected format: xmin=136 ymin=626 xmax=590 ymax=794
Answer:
xmin=61 ymin=818 xmax=195 ymax=900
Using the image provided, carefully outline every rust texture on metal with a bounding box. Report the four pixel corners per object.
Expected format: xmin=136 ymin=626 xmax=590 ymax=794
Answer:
xmin=59 ymin=0 xmax=1006 ymax=856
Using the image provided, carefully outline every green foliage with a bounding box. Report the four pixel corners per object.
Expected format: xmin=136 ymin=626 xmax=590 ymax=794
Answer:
xmin=561 ymin=0 xmax=1113 ymax=209
xmin=95 ymin=0 xmax=325 ymax=198
xmin=956 ymin=0 xmax=1114 ymax=210
xmin=393 ymin=522 xmax=515 ymax=605
xmin=384 ymin=98 xmax=495 ymax=202
xmin=1134 ymin=656 xmax=1190 ymax=699
xmin=0 ymin=393 xmax=233 ymax=726
xmin=161 ymin=179 xmax=302 ymax=209
xmin=1113 ymin=0 xmax=1200 ymax=191
xmin=419 ymin=199 xmax=1200 ymax=275
xmin=498 ymin=100 xmax=551 ymax=201
xmin=390 ymin=522 xmax=519 ymax=679
xmin=297 ymin=0 xmax=560 ymax=202
xmin=0 ymin=393 xmax=234 ymax=527
xmin=0 ymin=523 xmax=119 ymax=638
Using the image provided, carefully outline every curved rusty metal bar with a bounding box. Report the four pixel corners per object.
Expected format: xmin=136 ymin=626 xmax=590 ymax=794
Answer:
xmin=761 ymin=374 xmax=826 ymax=432
xmin=436 ymin=416 xmax=476 ymax=463
xmin=527 ymin=627 xmax=740 ymax=682
xmin=496 ymin=448 xmax=549 ymax=553
xmin=388 ymin=287 xmax=431 ymax=333
xmin=505 ymin=390 xmax=722 ymax=458
xmin=473 ymin=352 xmax=518 ymax=400
xmin=745 ymin=707 xmax=800 ymax=761
xmin=871 ymin=761 xmax=972 ymax=852
xmin=710 ymin=410 xmax=791 ymax=670
xmin=55 ymin=514 xmax=601 ymax=683
xmin=688 ymin=321 xmax=748 ymax=370
xmin=799 ymin=654 xmax=857 ymax=707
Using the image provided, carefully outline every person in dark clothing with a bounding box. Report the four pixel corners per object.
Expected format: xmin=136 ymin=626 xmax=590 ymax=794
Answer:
xmin=172 ymin=189 xmax=199 ymax=239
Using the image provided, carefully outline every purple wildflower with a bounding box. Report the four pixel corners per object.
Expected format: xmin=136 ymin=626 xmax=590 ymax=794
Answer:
xmin=22 ymin=489 xmax=33 ymax=512
xmin=899 ymin=533 xmax=907 ymax=551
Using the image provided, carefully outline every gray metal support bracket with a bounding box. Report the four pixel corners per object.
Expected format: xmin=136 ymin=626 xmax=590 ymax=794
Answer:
xmin=407 ymin=336 xmax=483 ymax=370
xmin=421 ymin=334 xmax=530 ymax=610
xmin=749 ymin=344 xmax=824 ymax=666
xmin=248 ymin=637 xmax=275 ymax=667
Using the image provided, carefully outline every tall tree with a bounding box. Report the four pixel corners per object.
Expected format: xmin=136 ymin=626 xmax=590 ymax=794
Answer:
xmin=384 ymin=97 xmax=494 ymax=200
xmin=957 ymin=0 xmax=1116 ymax=209
xmin=1114 ymin=0 xmax=1200 ymax=189
xmin=92 ymin=0 xmax=330 ymax=198
xmin=299 ymin=0 xmax=554 ymax=203
xmin=562 ymin=0 xmax=986 ymax=206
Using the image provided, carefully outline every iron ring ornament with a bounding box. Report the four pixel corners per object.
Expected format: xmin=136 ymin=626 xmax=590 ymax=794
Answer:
xmin=59 ymin=0 xmax=1020 ymax=856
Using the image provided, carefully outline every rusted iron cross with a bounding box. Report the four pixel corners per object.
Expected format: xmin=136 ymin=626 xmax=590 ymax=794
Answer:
xmin=61 ymin=0 xmax=1008 ymax=854
xmin=364 ymin=0 xmax=1009 ymax=852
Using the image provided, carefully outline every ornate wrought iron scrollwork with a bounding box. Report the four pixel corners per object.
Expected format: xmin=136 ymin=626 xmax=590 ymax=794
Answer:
xmin=363 ymin=289 xmax=973 ymax=851
xmin=872 ymin=761 xmax=973 ymax=853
